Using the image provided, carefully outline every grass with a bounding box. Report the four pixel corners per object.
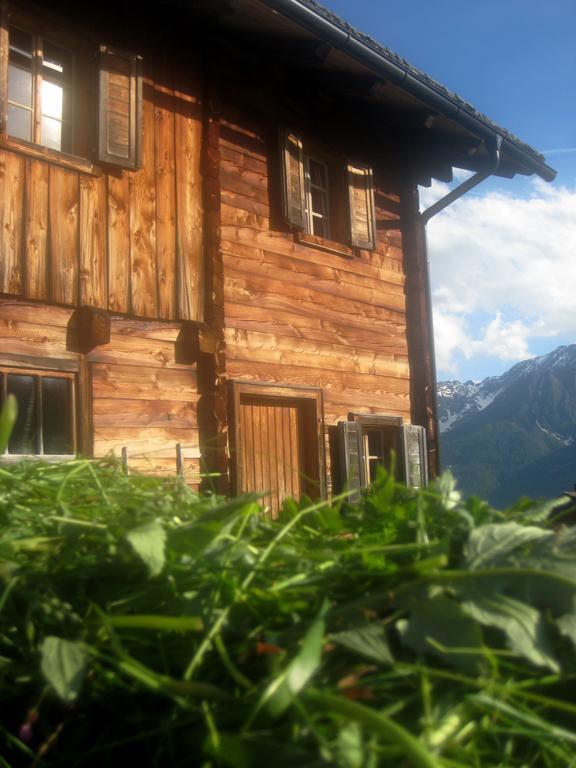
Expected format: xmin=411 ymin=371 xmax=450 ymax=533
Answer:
xmin=0 ymin=452 xmax=575 ymax=767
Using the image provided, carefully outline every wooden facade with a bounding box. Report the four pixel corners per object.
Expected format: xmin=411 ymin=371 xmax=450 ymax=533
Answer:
xmin=0 ymin=0 xmax=551 ymax=506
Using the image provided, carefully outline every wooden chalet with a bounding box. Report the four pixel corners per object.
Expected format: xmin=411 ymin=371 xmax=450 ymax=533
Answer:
xmin=0 ymin=0 xmax=555 ymax=508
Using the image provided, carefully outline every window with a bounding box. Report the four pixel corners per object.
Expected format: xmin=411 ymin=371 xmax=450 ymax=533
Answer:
xmin=338 ymin=414 xmax=427 ymax=501
xmin=304 ymin=156 xmax=330 ymax=238
xmin=280 ymin=129 xmax=376 ymax=250
xmin=7 ymin=26 xmax=73 ymax=152
xmin=0 ymin=367 xmax=76 ymax=457
xmin=0 ymin=11 xmax=142 ymax=170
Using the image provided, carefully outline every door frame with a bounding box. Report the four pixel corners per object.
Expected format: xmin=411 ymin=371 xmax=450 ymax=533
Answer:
xmin=229 ymin=381 xmax=326 ymax=502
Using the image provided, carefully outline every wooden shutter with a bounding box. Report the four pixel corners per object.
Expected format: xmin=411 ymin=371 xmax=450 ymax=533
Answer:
xmin=402 ymin=425 xmax=428 ymax=488
xmin=338 ymin=420 xmax=363 ymax=503
xmin=280 ymin=129 xmax=306 ymax=230
xmin=98 ymin=46 xmax=142 ymax=169
xmin=347 ymin=162 xmax=376 ymax=249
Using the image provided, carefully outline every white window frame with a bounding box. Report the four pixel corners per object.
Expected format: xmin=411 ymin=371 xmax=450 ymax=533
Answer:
xmin=304 ymin=155 xmax=331 ymax=238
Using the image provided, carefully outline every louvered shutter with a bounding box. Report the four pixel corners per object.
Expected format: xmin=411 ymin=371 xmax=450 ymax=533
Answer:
xmin=280 ymin=130 xmax=306 ymax=230
xmin=98 ymin=46 xmax=142 ymax=169
xmin=347 ymin=162 xmax=376 ymax=249
xmin=338 ymin=420 xmax=363 ymax=503
xmin=402 ymin=425 xmax=428 ymax=488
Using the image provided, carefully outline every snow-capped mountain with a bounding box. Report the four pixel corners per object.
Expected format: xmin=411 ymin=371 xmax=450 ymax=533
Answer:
xmin=437 ymin=345 xmax=576 ymax=505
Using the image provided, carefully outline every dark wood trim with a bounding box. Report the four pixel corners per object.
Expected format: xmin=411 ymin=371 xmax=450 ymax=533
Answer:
xmin=295 ymin=231 xmax=354 ymax=258
xmin=229 ymin=380 xmax=326 ymax=502
xmin=350 ymin=412 xmax=403 ymax=427
xmin=0 ymin=1 xmax=9 ymax=136
xmin=401 ymin=183 xmax=439 ymax=478
xmin=77 ymin=358 xmax=93 ymax=456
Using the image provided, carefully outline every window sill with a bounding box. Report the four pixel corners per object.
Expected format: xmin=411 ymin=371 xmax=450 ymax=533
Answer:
xmin=296 ymin=232 xmax=354 ymax=258
xmin=0 ymin=454 xmax=77 ymax=464
xmin=0 ymin=136 xmax=101 ymax=177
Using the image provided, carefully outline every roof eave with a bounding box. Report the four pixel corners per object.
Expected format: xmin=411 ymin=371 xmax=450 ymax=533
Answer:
xmin=260 ymin=0 xmax=556 ymax=182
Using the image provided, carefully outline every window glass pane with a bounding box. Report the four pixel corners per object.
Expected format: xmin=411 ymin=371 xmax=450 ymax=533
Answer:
xmin=367 ymin=430 xmax=382 ymax=456
xmin=309 ymin=159 xmax=327 ymax=188
xmin=7 ymin=375 xmax=37 ymax=454
xmin=42 ymin=79 xmax=63 ymax=120
xmin=41 ymin=115 xmax=62 ymax=151
xmin=312 ymin=217 xmax=328 ymax=238
xmin=43 ymin=41 xmax=72 ymax=79
xmin=311 ymin=187 xmax=327 ymax=217
xmin=7 ymin=103 xmax=32 ymax=142
xmin=9 ymin=27 xmax=33 ymax=60
xmin=42 ymin=378 xmax=73 ymax=454
xmin=8 ymin=63 xmax=33 ymax=107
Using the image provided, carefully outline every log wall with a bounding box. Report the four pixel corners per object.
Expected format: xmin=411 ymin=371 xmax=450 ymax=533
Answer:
xmin=217 ymin=113 xmax=412 ymax=490
xmin=0 ymin=299 xmax=204 ymax=484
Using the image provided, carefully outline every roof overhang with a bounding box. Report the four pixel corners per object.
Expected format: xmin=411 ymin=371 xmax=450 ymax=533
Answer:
xmin=205 ymin=0 xmax=555 ymax=183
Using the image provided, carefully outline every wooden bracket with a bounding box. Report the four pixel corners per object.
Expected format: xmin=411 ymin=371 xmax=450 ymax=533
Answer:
xmin=67 ymin=306 xmax=110 ymax=353
xmin=175 ymin=322 xmax=201 ymax=364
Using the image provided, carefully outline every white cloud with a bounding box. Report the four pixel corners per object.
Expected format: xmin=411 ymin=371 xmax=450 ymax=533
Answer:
xmin=425 ymin=179 xmax=576 ymax=377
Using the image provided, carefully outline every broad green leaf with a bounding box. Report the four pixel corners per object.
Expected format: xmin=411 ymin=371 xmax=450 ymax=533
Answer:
xmin=126 ymin=520 xmax=166 ymax=576
xmin=40 ymin=636 xmax=87 ymax=703
xmin=434 ymin=471 xmax=461 ymax=511
xmin=332 ymin=624 xmax=393 ymax=665
xmin=461 ymin=595 xmax=559 ymax=672
xmin=557 ymin=614 xmax=576 ymax=649
xmin=0 ymin=394 xmax=17 ymax=454
xmin=260 ymin=605 xmax=327 ymax=719
xmin=464 ymin=522 xmax=551 ymax=570
xmin=397 ymin=594 xmax=485 ymax=673
xmin=337 ymin=721 xmax=364 ymax=768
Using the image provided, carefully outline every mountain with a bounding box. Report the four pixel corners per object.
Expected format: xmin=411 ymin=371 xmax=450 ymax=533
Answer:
xmin=438 ymin=345 xmax=576 ymax=506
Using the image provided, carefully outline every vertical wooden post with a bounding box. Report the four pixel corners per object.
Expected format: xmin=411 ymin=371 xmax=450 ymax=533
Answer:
xmin=121 ymin=446 xmax=129 ymax=476
xmin=175 ymin=442 xmax=184 ymax=478
xmin=401 ymin=183 xmax=440 ymax=478
xmin=196 ymin=48 xmax=229 ymax=494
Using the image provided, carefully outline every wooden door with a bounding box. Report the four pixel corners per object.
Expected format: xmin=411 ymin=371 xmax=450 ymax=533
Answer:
xmin=234 ymin=388 xmax=323 ymax=515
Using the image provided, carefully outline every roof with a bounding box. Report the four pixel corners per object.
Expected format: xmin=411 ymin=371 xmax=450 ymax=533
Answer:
xmin=260 ymin=0 xmax=556 ymax=182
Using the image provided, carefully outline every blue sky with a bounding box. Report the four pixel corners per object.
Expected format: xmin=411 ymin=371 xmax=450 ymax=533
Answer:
xmin=321 ymin=0 xmax=576 ymax=382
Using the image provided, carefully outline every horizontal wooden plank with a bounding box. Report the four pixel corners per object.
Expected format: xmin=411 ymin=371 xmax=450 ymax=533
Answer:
xmin=225 ymin=302 xmax=408 ymax=354
xmin=93 ymin=398 xmax=198 ymax=428
xmin=224 ymin=271 xmax=406 ymax=327
xmin=220 ymin=189 xmax=270 ymax=219
xmin=86 ymin=333 xmax=193 ymax=369
xmin=221 ymin=225 xmax=403 ymax=281
xmin=219 ymin=134 xmax=267 ymax=164
xmin=225 ymin=328 xmax=410 ymax=378
xmin=122 ymin=455 xmax=202 ymax=482
xmin=92 ymin=363 xmax=198 ymax=401
xmin=220 ymin=219 xmax=405 ymax=288
xmin=94 ymin=427 xmax=201 ymax=459
xmin=110 ymin=318 xmax=181 ymax=341
xmin=222 ymin=251 xmax=406 ymax=311
xmin=220 ymin=204 xmax=270 ymax=230
xmin=0 ymin=300 xmax=72 ymax=327
xmin=0 ymin=319 xmax=76 ymax=359
xmin=220 ymin=143 xmax=267 ymax=175
xmin=220 ymin=159 xmax=268 ymax=203
xmin=227 ymin=359 xmax=411 ymax=398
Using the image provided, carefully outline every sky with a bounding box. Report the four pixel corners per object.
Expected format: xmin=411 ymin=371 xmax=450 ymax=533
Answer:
xmin=321 ymin=0 xmax=576 ymax=382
